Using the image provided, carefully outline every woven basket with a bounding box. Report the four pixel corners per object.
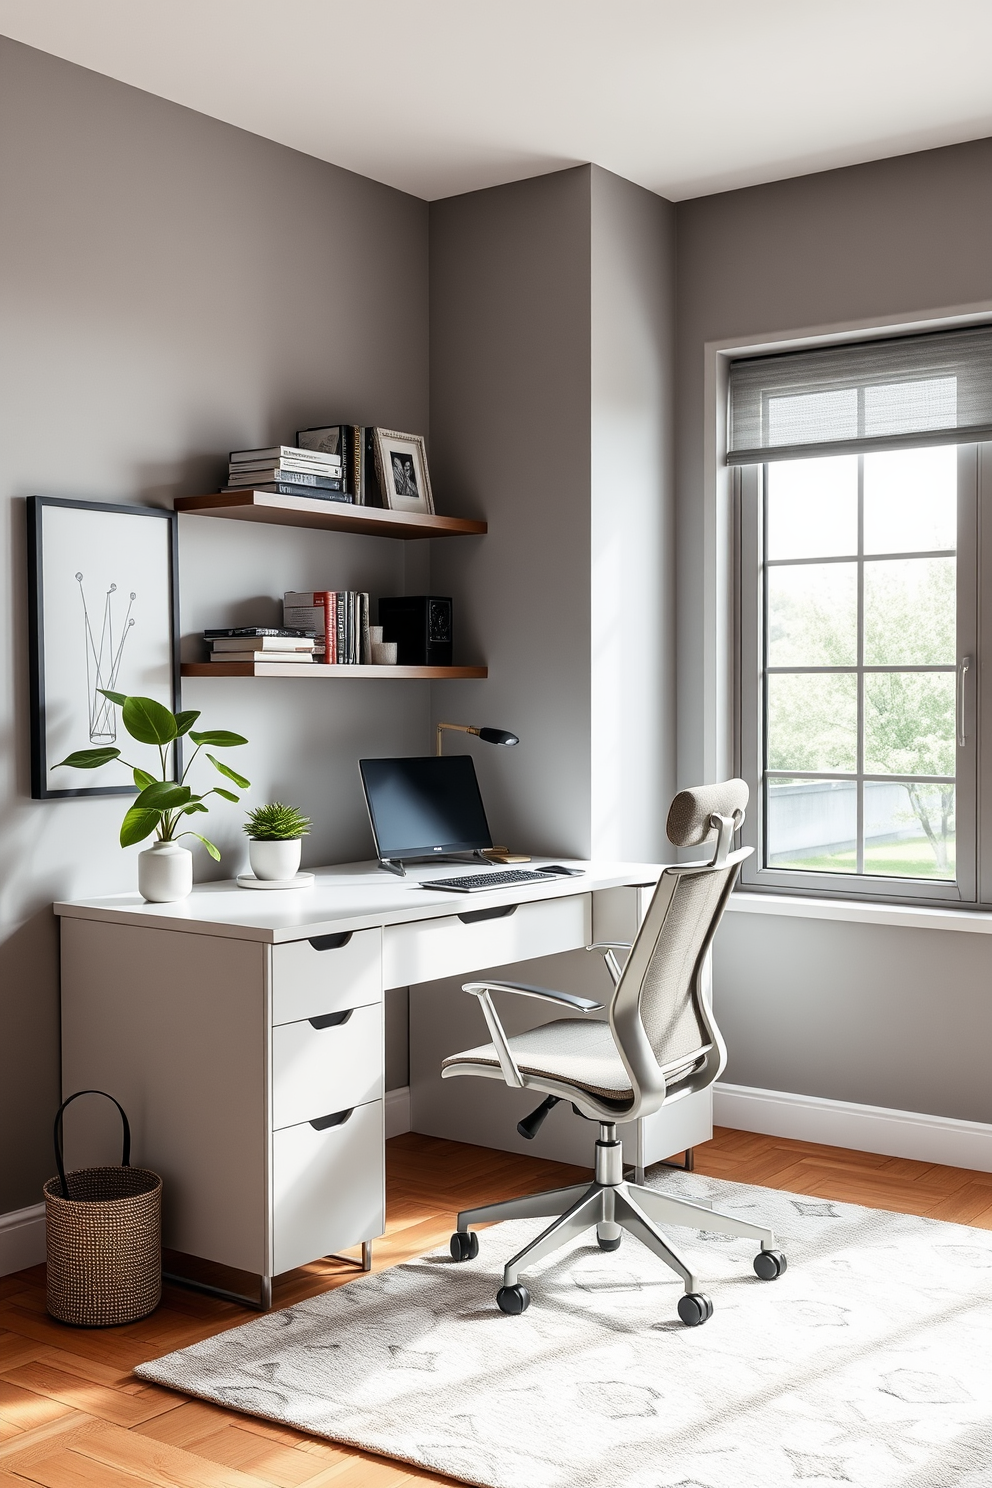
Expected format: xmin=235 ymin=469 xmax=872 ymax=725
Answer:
xmin=44 ymin=1090 xmax=162 ymax=1327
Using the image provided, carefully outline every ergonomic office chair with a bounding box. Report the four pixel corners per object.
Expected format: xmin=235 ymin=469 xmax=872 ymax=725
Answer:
xmin=440 ymin=779 xmax=786 ymax=1326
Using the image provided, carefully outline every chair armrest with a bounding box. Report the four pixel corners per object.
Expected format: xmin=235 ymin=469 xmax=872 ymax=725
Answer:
xmin=460 ymin=981 xmax=602 ymax=1090
xmin=463 ymin=980 xmax=603 ymax=1012
xmin=586 ymin=941 xmax=632 ymax=988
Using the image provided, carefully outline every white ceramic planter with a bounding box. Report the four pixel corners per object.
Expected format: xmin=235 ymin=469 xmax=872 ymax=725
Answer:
xmin=249 ymin=838 xmax=302 ymax=881
xmin=138 ymin=840 xmax=193 ymax=903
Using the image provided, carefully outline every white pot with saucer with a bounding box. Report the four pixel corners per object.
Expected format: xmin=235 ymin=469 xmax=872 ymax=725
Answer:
xmin=248 ymin=839 xmax=302 ymax=881
xmin=138 ymin=840 xmax=193 ymax=903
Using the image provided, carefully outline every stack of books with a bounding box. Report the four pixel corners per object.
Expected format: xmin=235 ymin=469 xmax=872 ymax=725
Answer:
xmin=283 ymin=591 xmax=371 ymax=665
xmin=223 ymin=445 xmax=352 ymax=502
xmin=297 ymin=426 xmax=379 ymax=505
xmin=204 ymin=627 xmax=317 ymax=664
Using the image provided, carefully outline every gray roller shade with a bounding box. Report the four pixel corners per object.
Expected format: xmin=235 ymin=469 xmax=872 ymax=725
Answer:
xmin=728 ymin=325 xmax=992 ymax=465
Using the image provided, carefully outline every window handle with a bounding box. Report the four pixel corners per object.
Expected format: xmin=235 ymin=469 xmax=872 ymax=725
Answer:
xmin=958 ymin=656 xmax=972 ymax=747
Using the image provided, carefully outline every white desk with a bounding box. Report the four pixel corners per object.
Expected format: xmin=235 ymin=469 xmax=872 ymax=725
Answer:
xmin=55 ymin=857 xmax=709 ymax=1307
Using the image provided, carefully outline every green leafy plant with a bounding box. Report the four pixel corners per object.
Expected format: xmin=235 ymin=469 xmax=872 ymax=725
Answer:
xmin=53 ymin=691 xmax=249 ymax=860
xmin=243 ymin=802 xmax=311 ymax=841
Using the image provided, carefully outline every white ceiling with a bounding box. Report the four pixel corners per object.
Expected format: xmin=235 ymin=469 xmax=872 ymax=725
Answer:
xmin=2 ymin=0 xmax=992 ymax=202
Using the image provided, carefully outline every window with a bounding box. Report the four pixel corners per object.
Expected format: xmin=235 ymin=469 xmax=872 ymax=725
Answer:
xmin=732 ymin=327 xmax=992 ymax=905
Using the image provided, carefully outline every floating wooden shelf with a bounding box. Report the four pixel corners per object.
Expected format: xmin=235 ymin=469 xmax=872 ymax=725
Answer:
xmin=174 ymin=490 xmax=487 ymax=540
xmin=182 ymin=662 xmax=488 ymax=680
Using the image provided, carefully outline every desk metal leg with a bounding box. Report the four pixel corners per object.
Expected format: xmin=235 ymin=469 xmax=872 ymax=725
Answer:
xmin=627 ymin=1149 xmax=694 ymax=1186
xmin=327 ymin=1241 xmax=373 ymax=1272
xmin=162 ymin=1269 xmax=273 ymax=1311
xmin=658 ymin=1148 xmax=694 ymax=1173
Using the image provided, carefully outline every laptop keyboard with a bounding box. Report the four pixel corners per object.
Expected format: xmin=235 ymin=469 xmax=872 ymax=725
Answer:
xmin=427 ymin=868 xmax=559 ymax=892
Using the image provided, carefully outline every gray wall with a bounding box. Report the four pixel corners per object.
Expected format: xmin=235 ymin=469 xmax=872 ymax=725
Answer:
xmin=428 ymin=167 xmax=594 ymax=856
xmin=0 ymin=37 xmax=430 ymax=1213
xmin=677 ymin=138 xmax=992 ymax=1122
xmin=714 ymin=913 xmax=992 ymax=1123
xmin=429 ymin=164 xmax=677 ymax=859
xmin=418 ymin=166 xmax=678 ymax=1155
xmin=590 ymin=167 xmax=677 ymax=857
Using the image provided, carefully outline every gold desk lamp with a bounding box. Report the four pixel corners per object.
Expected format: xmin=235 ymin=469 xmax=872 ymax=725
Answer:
xmin=435 ymin=723 xmax=529 ymax=863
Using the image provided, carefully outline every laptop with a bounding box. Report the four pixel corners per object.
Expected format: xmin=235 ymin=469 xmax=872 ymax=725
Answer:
xmin=359 ymin=755 xmax=582 ymax=889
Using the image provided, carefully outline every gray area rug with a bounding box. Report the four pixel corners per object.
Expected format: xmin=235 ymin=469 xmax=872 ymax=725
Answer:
xmin=136 ymin=1171 xmax=992 ymax=1488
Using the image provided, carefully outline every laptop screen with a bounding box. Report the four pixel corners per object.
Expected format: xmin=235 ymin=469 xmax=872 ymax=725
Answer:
xmin=360 ymin=755 xmax=493 ymax=860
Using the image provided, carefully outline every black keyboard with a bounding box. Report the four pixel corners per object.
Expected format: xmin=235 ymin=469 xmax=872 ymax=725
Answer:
xmin=425 ymin=868 xmax=560 ymax=893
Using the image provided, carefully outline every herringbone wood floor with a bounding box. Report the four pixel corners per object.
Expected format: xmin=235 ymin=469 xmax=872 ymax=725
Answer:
xmin=2 ymin=1127 xmax=991 ymax=1487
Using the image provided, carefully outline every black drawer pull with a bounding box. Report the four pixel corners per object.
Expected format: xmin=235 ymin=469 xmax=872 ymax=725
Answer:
xmin=458 ymin=904 xmax=518 ymax=925
xmin=309 ymin=932 xmax=353 ymax=952
xmin=310 ymin=1107 xmax=354 ymax=1131
xmin=309 ymin=1009 xmax=354 ymax=1030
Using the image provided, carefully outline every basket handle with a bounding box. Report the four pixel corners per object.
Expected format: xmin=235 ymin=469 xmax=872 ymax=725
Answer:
xmin=54 ymin=1090 xmax=131 ymax=1200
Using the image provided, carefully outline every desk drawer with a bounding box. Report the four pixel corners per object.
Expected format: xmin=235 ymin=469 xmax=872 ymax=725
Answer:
xmin=271 ymin=928 xmax=381 ymax=1026
xmin=272 ymin=1002 xmax=382 ymax=1131
xmin=383 ymin=892 xmax=591 ymax=988
xmin=272 ymin=1101 xmax=384 ymax=1275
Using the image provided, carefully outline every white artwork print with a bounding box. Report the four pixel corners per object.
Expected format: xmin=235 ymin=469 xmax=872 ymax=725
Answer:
xmin=42 ymin=505 xmax=174 ymax=792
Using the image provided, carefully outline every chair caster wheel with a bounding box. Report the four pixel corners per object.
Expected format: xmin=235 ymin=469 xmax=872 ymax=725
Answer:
xmin=677 ymin=1292 xmax=713 ymax=1326
xmin=753 ymin=1249 xmax=787 ymax=1280
xmin=449 ymin=1231 xmax=479 ymax=1262
xmin=496 ymin=1284 xmax=531 ymax=1315
xmin=597 ymin=1231 xmax=622 ymax=1251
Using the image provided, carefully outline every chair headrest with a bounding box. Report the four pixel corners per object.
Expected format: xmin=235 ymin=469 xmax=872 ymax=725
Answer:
xmin=666 ymin=778 xmax=749 ymax=848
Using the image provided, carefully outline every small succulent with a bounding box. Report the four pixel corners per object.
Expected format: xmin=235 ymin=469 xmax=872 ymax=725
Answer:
xmin=243 ymin=802 xmax=311 ymax=841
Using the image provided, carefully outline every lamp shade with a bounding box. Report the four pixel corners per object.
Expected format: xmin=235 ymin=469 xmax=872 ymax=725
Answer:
xmin=477 ymin=728 xmax=519 ymax=747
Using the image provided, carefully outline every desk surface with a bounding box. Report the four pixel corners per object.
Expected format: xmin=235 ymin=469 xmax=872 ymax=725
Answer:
xmin=54 ymin=858 xmax=662 ymax=943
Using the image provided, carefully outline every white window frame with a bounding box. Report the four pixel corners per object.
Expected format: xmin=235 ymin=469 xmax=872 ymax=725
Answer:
xmin=735 ymin=443 xmax=984 ymax=907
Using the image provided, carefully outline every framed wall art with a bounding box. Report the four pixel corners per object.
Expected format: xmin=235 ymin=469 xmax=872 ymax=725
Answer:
xmin=372 ymin=428 xmax=434 ymax=515
xmin=28 ymin=496 xmax=181 ymax=799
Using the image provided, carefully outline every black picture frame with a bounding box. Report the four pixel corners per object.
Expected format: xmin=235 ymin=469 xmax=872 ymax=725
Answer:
xmin=28 ymin=496 xmax=181 ymax=800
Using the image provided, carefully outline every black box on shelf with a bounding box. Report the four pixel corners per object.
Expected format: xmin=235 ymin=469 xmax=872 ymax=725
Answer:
xmin=378 ymin=596 xmax=452 ymax=666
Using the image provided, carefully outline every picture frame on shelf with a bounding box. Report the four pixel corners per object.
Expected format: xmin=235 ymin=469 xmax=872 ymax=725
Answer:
xmin=27 ymin=496 xmax=181 ymax=800
xmin=373 ymin=429 xmax=434 ymax=515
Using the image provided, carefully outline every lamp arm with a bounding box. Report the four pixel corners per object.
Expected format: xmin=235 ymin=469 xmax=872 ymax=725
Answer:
xmin=436 ymin=721 xmax=480 ymax=755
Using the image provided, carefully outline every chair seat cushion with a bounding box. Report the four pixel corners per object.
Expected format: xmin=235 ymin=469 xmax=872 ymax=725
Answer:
xmin=443 ymin=1018 xmax=633 ymax=1101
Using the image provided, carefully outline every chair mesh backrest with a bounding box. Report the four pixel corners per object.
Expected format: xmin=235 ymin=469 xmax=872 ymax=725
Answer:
xmin=637 ymin=862 xmax=736 ymax=1068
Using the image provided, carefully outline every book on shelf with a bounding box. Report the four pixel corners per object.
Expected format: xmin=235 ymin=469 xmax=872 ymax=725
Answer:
xmin=210 ymin=650 xmax=314 ymax=664
xmin=295 ymin=428 xmax=345 ymax=457
xmin=296 ymin=426 xmax=382 ymax=505
xmin=203 ymin=626 xmax=317 ymax=639
xmin=210 ymin=635 xmax=315 ymax=653
xmin=221 ymin=483 xmax=354 ymax=502
xmin=284 ymin=590 xmax=371 ymax=665
xmin=225 ymin=468 xmax=345 ymax=489
xmin=229 ymin=457 xmax=341 ymax=477
xmin=360 ymin=591 xmax=371 ymax=667
xmin=229 ymin=445 xmax=342 ymax=469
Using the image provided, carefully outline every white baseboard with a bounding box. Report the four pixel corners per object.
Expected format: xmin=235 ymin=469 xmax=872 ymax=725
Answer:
xmin=385 ymin=1085 xmax=412 ymax=1139
xmin=714 ymin=1082 xmax=992 ymax=1173
xmin=0 ymin=1202 xmax=46 ymax=1277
